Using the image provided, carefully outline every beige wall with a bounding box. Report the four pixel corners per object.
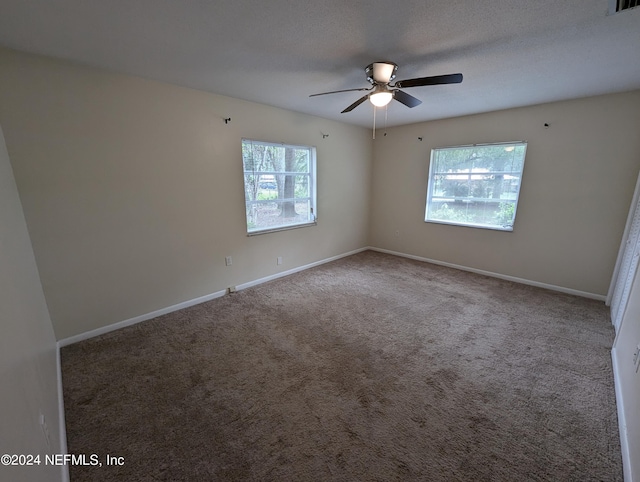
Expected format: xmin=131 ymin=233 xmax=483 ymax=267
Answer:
xmin=370 ymin=92 xmax=640 ymax=297
xmin=0 ymin=125 xmax=63 ymax=481
xmin=2 ymin=45 xmax=640 ymax=335
xmin=0 ymin=48 xmax=372 ymax=339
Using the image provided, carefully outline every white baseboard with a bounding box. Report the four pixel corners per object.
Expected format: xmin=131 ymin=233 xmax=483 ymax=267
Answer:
xmin=57 ymin=245 xmax=603 ymax=348
xmin=57 ymin=289 xmax=228 ymax=347
xmin=236 ymin=247 xmax=368 ymax=291
xmin=368 ymin=247 xmax=606 ymax=301
xmin=58 ymin=247 xmax=369 ymax=347
xmin=56 ymin=343 xmax=70 ymax=482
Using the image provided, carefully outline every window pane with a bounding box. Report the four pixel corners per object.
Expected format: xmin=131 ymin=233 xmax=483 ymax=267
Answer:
xmin=425 ymin=142 xmax=527 ymax=230
xmin=292 ymin=149 xmax=310 ymax=172
xmin=245 ymin=200 xmax=313 ymax=233
xmin=242 ymin=139 xmax=316 ymax=234
xmin=294 ymin=175 xmax=309 ymax=197
xmin=427 ymin=200 xmax=517 ymax=227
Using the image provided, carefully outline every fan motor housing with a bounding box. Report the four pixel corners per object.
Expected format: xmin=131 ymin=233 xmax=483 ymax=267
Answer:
xmin=365 ymin=62 xmax=398 ymax=84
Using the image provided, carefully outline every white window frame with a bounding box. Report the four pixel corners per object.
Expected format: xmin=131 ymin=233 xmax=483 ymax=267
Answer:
xmin=425 ymin=141 xmax=527 ymax=231
xmin=242 ymin=138 xmax=317 ymax=235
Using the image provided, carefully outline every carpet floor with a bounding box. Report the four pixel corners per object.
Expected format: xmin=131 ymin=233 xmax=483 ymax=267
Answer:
xmin=61 ymin=250 xmax=622 ymax=481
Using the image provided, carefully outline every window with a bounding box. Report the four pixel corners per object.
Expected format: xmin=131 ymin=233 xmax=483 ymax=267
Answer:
xmin=242 ymin=139 xmax=317 ymax=235
xmin=609 ymin=0 xmax=639 ymax=14
xmin=425 ymin=142 xmax=527 ymax=231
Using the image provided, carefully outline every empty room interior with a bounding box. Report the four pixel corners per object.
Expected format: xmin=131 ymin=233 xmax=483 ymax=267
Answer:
xmin=1 ymin=1 xmax=640 ymax=481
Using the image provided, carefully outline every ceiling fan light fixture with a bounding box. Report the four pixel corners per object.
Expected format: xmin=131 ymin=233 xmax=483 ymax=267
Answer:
xmin=370 ymin=91 xmax=393 ymax=107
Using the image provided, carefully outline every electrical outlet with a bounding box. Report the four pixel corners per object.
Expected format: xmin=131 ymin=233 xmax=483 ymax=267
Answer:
xmin=228 ymin=286 xmax=237 ymax=294
xmin=277 ymin=256 xmax=283 ymax=265
xmin=225 ymin=256 xmax=232 ymax=266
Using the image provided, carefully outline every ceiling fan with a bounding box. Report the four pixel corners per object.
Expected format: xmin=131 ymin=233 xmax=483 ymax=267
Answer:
xmin=310 ymin=61 xmax=463 ymax=113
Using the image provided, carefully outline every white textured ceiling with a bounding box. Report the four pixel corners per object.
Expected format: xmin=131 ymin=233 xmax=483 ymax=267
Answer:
xmin=0 ymin=0 xmax=639 ymax=127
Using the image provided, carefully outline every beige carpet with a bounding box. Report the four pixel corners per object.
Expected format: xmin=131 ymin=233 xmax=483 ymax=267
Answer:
xmin=61 ymin=250 xmax=622 ymax=481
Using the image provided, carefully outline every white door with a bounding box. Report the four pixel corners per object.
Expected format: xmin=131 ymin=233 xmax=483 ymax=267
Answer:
xmin=608 ymin=173 xmax=640 ymax=332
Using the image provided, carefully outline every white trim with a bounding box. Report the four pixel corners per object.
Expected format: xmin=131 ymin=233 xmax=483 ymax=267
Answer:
xmin=58 ymin=247 xmax=369 ymax=346
xmin=607 ymin=171 xmax=640 ymax=306
xmin=57 ymin=245 xmax=602 ymax=348
xmin=435 ymin=140 xmax=527 ymax=150
xmin=247 ymin=221 xmax=317 ymax=236
xmin=57 ymin=289 xmax=227 ymax=347
xmin=612 ymin=346 xmax=633 ymax=482
xmin=235 ymin=247 xmax=368 ymax=291
xmin=56 ymin=343 xmax=70 ymax=482
xmin=425 ymin=218 xmax=514 ymax=232
xmin=368 ymin=247 xmax=606 ymax=301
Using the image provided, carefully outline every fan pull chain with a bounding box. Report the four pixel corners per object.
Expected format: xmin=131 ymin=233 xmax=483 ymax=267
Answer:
xmin=372 ymin=106 xmax=376 ymax=139
xmin=384 ymin=104 xmax=388 ymax=132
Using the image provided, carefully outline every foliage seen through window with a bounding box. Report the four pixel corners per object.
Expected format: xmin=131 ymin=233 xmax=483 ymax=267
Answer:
xmin=242 ymin=139 xmax=316 ymax=234
xmin=425 ymin=143 xmax=527 ymax=231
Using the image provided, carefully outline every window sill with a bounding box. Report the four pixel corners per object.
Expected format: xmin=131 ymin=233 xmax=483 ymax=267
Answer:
xmin=425 ymin=219 xmax=514 ymax=232
xmin=247 ymin=221 xmax=317 ymax=236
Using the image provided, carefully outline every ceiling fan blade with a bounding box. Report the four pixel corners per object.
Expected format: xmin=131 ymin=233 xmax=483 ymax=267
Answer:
xmin=394 ymin=73 xmax=463 ymax=89
xmin=309 ymin=87 xmax=371 ymax=97
xmin=341 ymin=95 xmax=369 ymax=113
xmin=393 ymin=90 xmax=422 ymax=108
